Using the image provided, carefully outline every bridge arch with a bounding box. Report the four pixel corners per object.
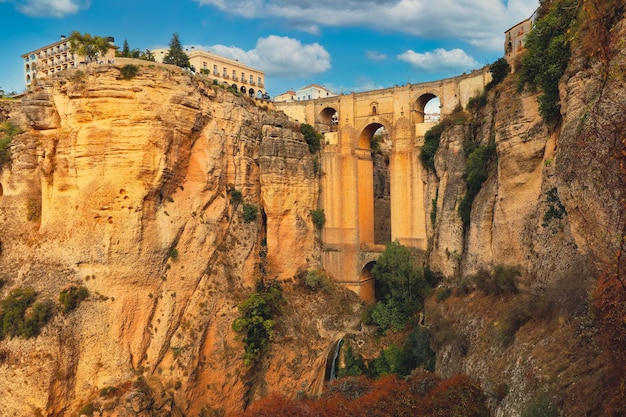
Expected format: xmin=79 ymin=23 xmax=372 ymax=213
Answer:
xmin=317 ymin=106 xmax=338 ymax=133
xmin=414 ymin=93 xmax=440 ymax=123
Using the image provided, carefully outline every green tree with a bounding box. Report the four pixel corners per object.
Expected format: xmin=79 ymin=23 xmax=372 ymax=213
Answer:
xmin=370 ymin=241 xmax=430 ymax=332
xmin=69 ymin=31 xmax=112 ymax=63
xmin=119 ymin=39 xmax=130 ymax=57
xmin=140 ymin=49 xmax=155 ymax=62
xmin=163 ymin=33 xmax=190 ymax=68
xmin=486 ymin=57 xmax=510 ymax=90
xmin=300 ymin=123 xmax=322 ymax=153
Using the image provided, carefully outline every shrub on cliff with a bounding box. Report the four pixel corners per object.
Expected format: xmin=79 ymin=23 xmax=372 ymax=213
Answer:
xmin=243 ymin=203 xmax=258 ymax=223
xmin=311 ymin=208 xmax=325 ymax=230
xmin=119 ymin=64 xmax=139 ymax=79
xmin=300 ymin=123 xmax=322 ymax=153
xmin=370 ymin=241 xmax=430 ymax=332
xmin=486 ymin=57 xmax=510 ymax=90
xmin=458 ymin=141 xmax=496 ymax=228
xmin=59 ymin=285 xmax=89 ymax=314
xmin=0 ymin=121 xmax=22 ymax=169
xmin=232 ymin=281 xmax=284 ymax=365
xmin=0 ymin=287 xmax=53 ymax=339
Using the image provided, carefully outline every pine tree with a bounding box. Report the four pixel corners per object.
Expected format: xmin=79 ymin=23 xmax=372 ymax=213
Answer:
xmin=121 ymin=39 xmax=130 ymax=57
xmin=163 ymin=33 xmax=190 ymax=68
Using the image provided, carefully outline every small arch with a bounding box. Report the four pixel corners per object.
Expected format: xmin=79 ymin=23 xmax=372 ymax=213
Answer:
xmin=318 ymin=107 xmax=339 ymax=133
xmin=360 ymin=261 xmax=377 ymax=302
xmin=248 ymin=88 xmax=255 ymax=97
xmin=415 ymin=93 xmax=440 ymax=123
xmin=506 ymin=42 xmax=513 ymax=54
xmin=240 ymin=86 xmax=247 ymax=94
xmin=358 ymin=122 xmax=384 ymax=149
xmin=231 ymin=83 xmax=238 ymax=91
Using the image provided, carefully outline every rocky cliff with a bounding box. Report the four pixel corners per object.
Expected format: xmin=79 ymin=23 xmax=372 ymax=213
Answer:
xmin=0 ymin=13 xmax=624 ymax=416
xmin=0 ymin=65 xmax=361 ymax=416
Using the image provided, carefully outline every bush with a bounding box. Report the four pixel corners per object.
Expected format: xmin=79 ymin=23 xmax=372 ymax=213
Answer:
xmin=473 ymin=265 xmax=519 ymax=297
xmin=485 ymin=58 xmax=510 ymax=90
xmin=420 ymin=121 xmax=447 ymax=171
xmin=521 ymin=393 xmax=559 ymax=417
xmin=119 ymin=64 xmax=139 ymax=79
xmin=59 ymin=285 xmax=89 ymax=314
xmin=311 ymin=209 xmax=325 ymax=230
xmin=542 ymin=187 xmax=567 ymax=227
xmin=0 ymin=121 xmax=21 ymax=169
xmin=230 ymin=189 xmax=242 ymax=204
xmin=300 ymin=123 xmax=322 ymax=153
xmin=0 ymin=288 xmax=53 ymax=339
xmin=495 ymin=300 xmax=531 ymax=348
xmin=232 ymin=281 xmax=284 ymax=365
xmin=304 ymin=270 xmax=332 ymax=292
xmin=242 ymin=203 xmax=258 ymax=223
xmin=436 ymin=287 xmax=452 ymax=302
xmin=458 ymin=142 xmax=496 ymax=228
xmin=370 ymin=241 xmax=430 ymax=332
xmin=168 ymin=246 xmax=179 ymax=261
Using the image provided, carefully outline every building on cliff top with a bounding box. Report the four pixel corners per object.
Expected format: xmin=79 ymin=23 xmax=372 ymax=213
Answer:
xmin=504 ymin=8 xmax=539 ymax=66
xmin=21 ymin=35 xmax=118 ymax=88
xmin=274 ymin=84 xmax=337 ymax=102
xmin=151 ymin=47 xmax=267 ymax=99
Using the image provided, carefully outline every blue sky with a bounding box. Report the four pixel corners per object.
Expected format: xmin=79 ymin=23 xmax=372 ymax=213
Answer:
xmin=0 ymin=0 xmax=537 ymax=98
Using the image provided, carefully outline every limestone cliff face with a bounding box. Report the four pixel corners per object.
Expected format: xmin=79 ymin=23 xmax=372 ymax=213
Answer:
xmin=425 ymin=19 xmax=626 ymax=417
xmin=0 ymin=65 xmax=360 ymax=416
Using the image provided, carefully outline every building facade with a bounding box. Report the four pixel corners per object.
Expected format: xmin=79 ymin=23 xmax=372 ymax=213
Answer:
xmin=504 ymin=9 xmax=538 ymax=66
xmin=275 ymin=84 xmax=336 ymax=102
xmin=152 ymin=47 xmax=266 ymax=98
xmin=21 ymin=36 xmax=117 ymax=87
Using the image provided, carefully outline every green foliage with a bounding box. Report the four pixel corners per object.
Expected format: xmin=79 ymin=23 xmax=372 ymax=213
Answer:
xmin=486 ymin=57 xmax=510 ymax=90
xmin=99 ymin=386 xmax=118 ymax=397
xmin=304 ymin=270 xmax=332 ymax=292
xmin=69 ymin=31 xmax=112 ymax=63
xmin=79 ymin=403 xmax=96 ymax=416
xmin=230 ymin=189 xmax=243 ymax=204
xmin=420 ymin=121 xmax=448 ymax=171
xmin=370 ymin=241 xmax=430 ymax=332
xmin=300 ymin=123 xmax=322 ymax=153
xmin=430 ymin=190 xmax=438 ymax=225
xmin=337 ymin=343 xmax=368 ymax=378
xmin=162 ymin=33 xmax=191 ymax=68
xmin=518 ymin=0 xmax=578 ymax=126
xmin=0 ymin=121 xmax=22 ymax=169
xmin=0 ymin=287 xmax=53 ymax=340
xmin=168 ymin=246 xmax=179 ymax=261
xmin=243 ymin=203 xmax=258 ymax=223
xmin=467 ymin=93 xmax=488 ymax=110
xmin=232 ymin=281 xmax=284 ymax=365
xmin=436 ymin=287 xmax=452 ymax=302
xmin=473 ymin=265 xmax=520 ymax=297
xmin=119 ymin=64 xmax=139 ymax=79
xmin=521 ymin=393 xmax=559 ymax=417
xmin=495 ymin=301 xmax=531 ymax=348
xmin=542 ymin=187 xmax=567 ymax=227
xmin=458 ymin=142 xmax=496 ymax=228
xmin=311 ymin=208 xmax=325 ymax=230
xmin=59 ymin=285 xmax=89 ymax=314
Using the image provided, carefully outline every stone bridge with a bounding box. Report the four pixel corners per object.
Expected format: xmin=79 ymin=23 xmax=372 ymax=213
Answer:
xmin=276 ymin=67 xmax=491 ymax=301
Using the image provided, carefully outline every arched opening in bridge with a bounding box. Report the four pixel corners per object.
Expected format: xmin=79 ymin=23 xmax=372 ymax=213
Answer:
xmin=318 ymin=107 xmax=338 ymax=133
xmin=414 ymin=94 xmax=440 ymax=123
xmin=358 ymin=123 xmax=391 ymax=246
xmin=360 ymin=261 xmax=377 ymax=303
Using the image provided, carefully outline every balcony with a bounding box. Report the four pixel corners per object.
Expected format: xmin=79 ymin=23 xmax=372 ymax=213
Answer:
xmin=213 ymin=71 xmax=219 ymax=76
xmin=250 ymin=81 xmax=256 ymax=86
xmin=232 ymin=76 xmax=238 ymax=81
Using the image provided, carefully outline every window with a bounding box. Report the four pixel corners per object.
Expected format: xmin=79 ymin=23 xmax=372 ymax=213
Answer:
xmin=258 ymin=77 xmax=262 ymax=86
xmin=250 ymin=74 xmax=254 ymax=84
xmin=233 ymin=69 xmax=237 ymax=80
xmin=213 ymin=64 xmax=218 ymax=75
xmin=203 ymin=62 xmax=207 ymax=69
xmin=223 ymin=67 xmax=227 ymax=77
xmin=241 ymin=72 xmax=245 ymax=83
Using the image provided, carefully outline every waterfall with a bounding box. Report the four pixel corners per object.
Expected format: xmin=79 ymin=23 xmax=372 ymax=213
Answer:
xmin=326 ymin=338 xmax=344 ymax=381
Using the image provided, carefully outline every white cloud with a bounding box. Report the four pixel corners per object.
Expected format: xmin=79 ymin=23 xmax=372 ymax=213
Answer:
xmin=196 ymin=35 xmax=331 ymax=78
xmin=366 ymin=50 xmax=388 ymax=61
xmin=3 ymin=0 xmax=87 ymax=17
xmin=193 ymin=0 xmax=538 ymax=51
xmin=397 ymin=48 xmax=479 ymax=72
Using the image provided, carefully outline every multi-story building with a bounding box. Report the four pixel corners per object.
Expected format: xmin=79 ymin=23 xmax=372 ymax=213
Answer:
xmin=152 ymin=47 xmax=266 ymax=98
xmin=504 ymin=9 xmax=539 ymax=66
xmin=274 ymin=84 xmax=336 ymax=102
xmin=21 ymin=35 xmax=117 ymax=87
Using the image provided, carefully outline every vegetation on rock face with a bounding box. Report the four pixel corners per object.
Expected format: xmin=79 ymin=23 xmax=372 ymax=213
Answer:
xmin=518 ymin=0 xmax=578 ymax=126
xmin=0 ymin=121 xmax=21 ymax=169
xmin=420 ymin=121 xmax=447 ymax=171
xmin=119 ymin=64 xmax=139 ymax=79
xmin=243 ymin=203 xmax=258 ymax=223
xmin=69 ymin=31 xmax=112 ymax=63
xmin=0 ymin=288 xmax=53 ymax=340
xmin=300 ymin=123 xmax=322 ymax=154
xmin=311 ymin=208 xmax=325 ymax=230
xmin=458 ymin=140 xmax=496 ymax=228
xmin=368 ymin=241 xmax=431 ymax=333
xmin=116 ymin=38 xmax=155 ymax=61
xmin=486 ymin=57 xmax=510 ymax=91
xmin=232 ymin=281 xmax=284 ymax=366
xmin=59 ymin=285 xmax=89 ymax=314
xmin=241 ymin=372 xmax=489 ymax=417
xmin=162 ymin=32 xmax=191 ymax=69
